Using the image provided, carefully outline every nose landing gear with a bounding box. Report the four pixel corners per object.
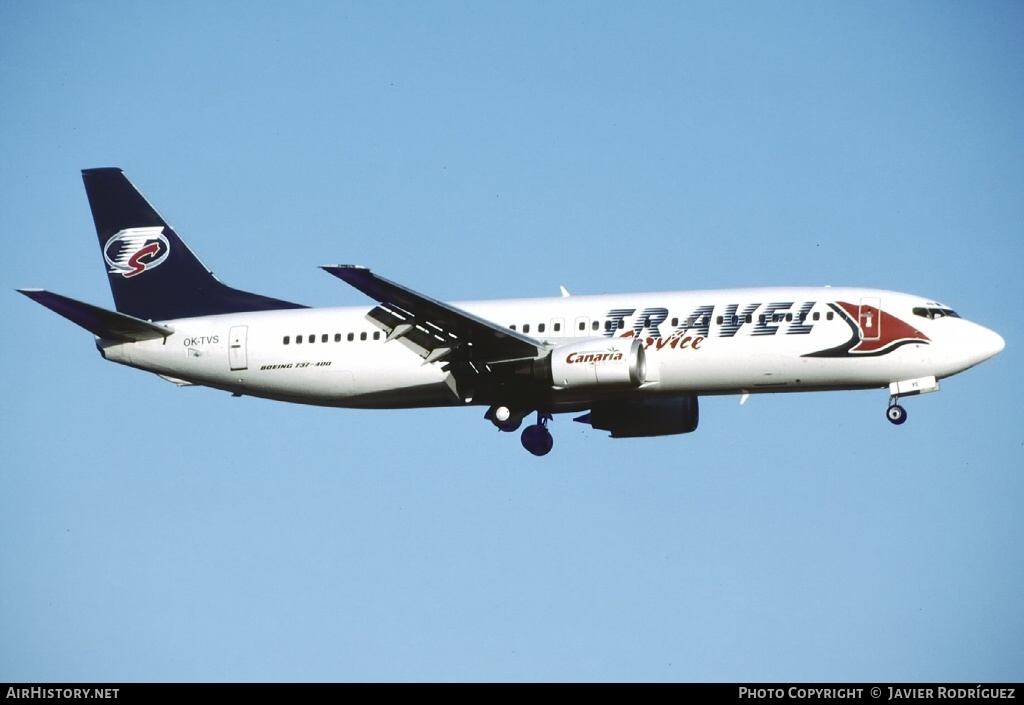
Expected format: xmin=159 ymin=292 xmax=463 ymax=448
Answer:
xmin=885 ymin=376 xmax=939 ymax=426
xmin=886 ymin=397 xmax=907 ymax=425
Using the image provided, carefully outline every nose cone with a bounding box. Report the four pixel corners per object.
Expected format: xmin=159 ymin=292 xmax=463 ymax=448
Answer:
xmin=969 ymin=326 xmax=1005 ymax=367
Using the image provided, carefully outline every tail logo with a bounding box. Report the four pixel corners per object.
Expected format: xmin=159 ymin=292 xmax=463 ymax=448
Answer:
xmin=104 ymin=227 xmax=170 ymax=278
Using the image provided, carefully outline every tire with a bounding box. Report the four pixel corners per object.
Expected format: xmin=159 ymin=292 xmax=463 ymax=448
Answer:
xmin=886 ymin=404 xmax=907 ymax=425
xmin=521 ymin=424 xmax=554 ymax=456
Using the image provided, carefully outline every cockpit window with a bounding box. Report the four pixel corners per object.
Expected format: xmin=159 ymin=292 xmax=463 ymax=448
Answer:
xmin=913 ymin=306 xmax=960 ymax=320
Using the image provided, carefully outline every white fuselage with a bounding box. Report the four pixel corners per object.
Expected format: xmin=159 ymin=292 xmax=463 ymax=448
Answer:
xmin=96 ymin=286 xmax=1004 ymax=412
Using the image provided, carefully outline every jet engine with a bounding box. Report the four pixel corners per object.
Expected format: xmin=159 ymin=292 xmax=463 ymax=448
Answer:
xmin=576 ymin=397 xmax=699 ymax=437
xmin=542 ymin=337 xmax=646 ymax=389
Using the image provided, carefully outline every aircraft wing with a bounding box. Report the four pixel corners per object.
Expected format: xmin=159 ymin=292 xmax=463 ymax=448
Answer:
xmin=321 ymin=265 xmax=544 ymax=366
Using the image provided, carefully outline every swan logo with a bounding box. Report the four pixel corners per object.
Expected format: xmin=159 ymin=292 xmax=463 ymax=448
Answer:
xmin=103 ymin=227 xmax=170 ymax=278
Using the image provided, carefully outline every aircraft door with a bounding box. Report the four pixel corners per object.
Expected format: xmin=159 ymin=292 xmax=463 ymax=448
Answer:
xmin=859 ymin=298 xmax=881 ymax=341
xmin=229 ymin=325 xmax=248 ymax=370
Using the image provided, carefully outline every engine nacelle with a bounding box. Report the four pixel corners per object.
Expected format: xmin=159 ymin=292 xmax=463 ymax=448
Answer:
xmin=546 ymin=337 xmax=646 ymax=389
xmin=578 ymin=397 xmax=699 ymax=437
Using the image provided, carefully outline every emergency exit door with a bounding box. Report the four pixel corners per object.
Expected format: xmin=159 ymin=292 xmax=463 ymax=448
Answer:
xmin=228 ymin=326 xmax=248 ymax=370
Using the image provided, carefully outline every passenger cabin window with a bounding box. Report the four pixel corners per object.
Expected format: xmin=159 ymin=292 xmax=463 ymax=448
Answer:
xmin=523 ymin=324 xmax=530 ymax=334
xmin=360 ymin=332 xmax=367 ymax=341
xmin=538 ymin=323 xmax=546 ymax=333
xmin=592 ymin=321 xmax=599 ymax=331
xmin=373 ymin=331 xmax=380 ymax=340
xmin=553 ymin=322 xmax=561 ymax=332
xmin=578 ymin=321 xmax=586 ymax=331
xmin=308 ymin=334 xmax=315 ymax=344
xmin=296 ymin=335 xmax=303 ymax=344
xmin=813 ymin=312 xmax=820 ymax=321
xmin=347 ymin=332 xmax=354 ymax=341
xmin=826 ymin=312 xmax=834 ymax=320
xmin=283 ymin=336 xmax=290 ymax=345
xmin=335 ymin=333 xmax=342 ymax=342
xmin=321 ymin=334 xmax=328 ymax=343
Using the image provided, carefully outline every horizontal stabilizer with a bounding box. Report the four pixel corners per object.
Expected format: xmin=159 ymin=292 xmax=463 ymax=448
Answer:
xmin=18 ymin=289 xmax=174 ymax=342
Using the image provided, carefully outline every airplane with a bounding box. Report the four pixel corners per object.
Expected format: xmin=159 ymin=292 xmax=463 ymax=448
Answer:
xmin=19 ymin=168 xmax=1005 ymax=456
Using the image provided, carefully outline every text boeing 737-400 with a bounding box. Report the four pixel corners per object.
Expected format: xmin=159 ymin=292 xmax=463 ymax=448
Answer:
xmin=19 ymin=169 xmax=1005 ymax=456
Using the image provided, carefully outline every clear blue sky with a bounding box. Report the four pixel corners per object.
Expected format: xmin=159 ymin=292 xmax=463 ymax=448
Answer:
xmin=2 ymin=1 xmax=1021 ymax=682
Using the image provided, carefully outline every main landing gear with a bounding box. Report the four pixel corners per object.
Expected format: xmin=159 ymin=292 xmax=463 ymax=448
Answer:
xmin=520 ymin=413 xmax=554 ymax=457
xmin=886 ymin=397 xmax=908 ymax=425
xmin=487 ymin=406 xmax=554 ymax=456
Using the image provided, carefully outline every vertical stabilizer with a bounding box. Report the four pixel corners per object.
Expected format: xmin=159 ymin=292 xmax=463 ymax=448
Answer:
xmin=82 ymin=168 xmax=305 ymax=321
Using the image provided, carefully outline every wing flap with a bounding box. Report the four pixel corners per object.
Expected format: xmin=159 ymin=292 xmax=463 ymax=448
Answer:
xmin=364 ymin=302 xmax=456 ymax=361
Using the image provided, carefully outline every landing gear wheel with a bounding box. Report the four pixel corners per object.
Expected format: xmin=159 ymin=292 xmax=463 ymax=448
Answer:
xmin=886 ymin=404 xmax=907 ymax=425
xmin=521 ymin=425 xmax=554 ymax=456
xmin=521 ymin=412 xmax=554 ymax=456
xmin=486 ymin=405 xmax=525 ymax=433
xmin=498 ymin=418 xmax=523 ymax=433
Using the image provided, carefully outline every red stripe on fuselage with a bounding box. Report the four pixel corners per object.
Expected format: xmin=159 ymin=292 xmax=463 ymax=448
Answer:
xmin=836 ymin=301 xmax=929 ymax=353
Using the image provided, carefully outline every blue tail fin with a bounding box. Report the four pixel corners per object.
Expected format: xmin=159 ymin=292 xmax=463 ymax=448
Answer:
xmin=83 ymin=168 xmax=305 ymax=321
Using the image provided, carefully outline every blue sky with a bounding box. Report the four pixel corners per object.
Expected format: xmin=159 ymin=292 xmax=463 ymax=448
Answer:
xmin=2 ymin=1 xmax=1021 ymax=682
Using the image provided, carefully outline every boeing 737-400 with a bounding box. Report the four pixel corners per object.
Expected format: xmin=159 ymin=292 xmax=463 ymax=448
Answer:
xmin=19 ymin=169 xmax=1005 ymax=456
